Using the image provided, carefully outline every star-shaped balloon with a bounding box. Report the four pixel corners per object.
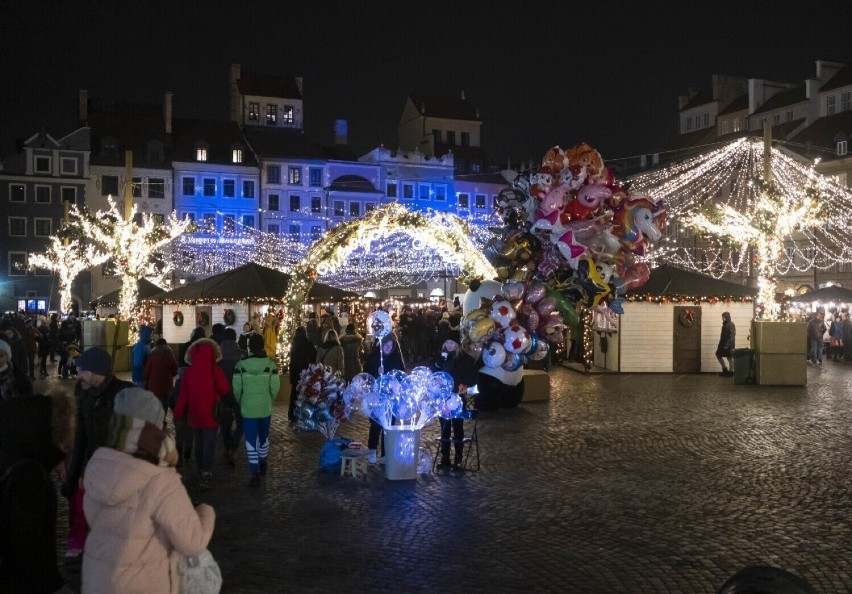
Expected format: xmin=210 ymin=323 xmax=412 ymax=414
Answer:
xmin=575 ymin=255 xmax=610 ymax=308
xmin=554 ymin=229 xmax=586 ymax=269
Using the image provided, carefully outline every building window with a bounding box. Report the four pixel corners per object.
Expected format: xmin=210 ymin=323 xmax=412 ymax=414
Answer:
xmin=786 ymin=110 xmax=794 ymax=122
xmin=703 ymin=113 xmax=710 ymax=127
xmin=268 ymin=223 xmax=280 ymax=235
xmin=61 ymin=157 xmax=77 ymax=175
xmin=685 ymin=117 xmax=693 ymax=132
xmin=461 ymin=132 xmax=469 ymax=146
xmin=282 ymin=106 xmax=294 ymax=124
xmin=366 ymin=202 xmax=377 ymax=212
xmin=311 ymin=196 xmax=322 ymax=212
xmin=203 ymin=214 xmax=216 ymax=233
xmin=838 ymin=140 xmax=848 ymax=156
xmin=148 ymin=177 xmax=165 ymax=199
xmin=289 ymin=195 xmax=300 ymax=212
xmin=433 ymin=129 xmax=441 ymax=145
xmin=183 ymin=212 xmax=196 ymax=224
xmin=288 ymin=167 xmax=302 ymax=185
xmin=418 ymin=183 xmax=430 ymax=200
xmin=475 ymin=194 xmax=486 ymax=209
xmin=457 ymin=193 xmax=469 ymax=208
xmin=130 ymin=176 xmax=142 ymax=198
xmin=386 ymin=181 xmax=397 ymax=198
xmin=773 ymin=113 xmax=781 ymax=125
xmin=434 ymin=184 xmax=446 ymax=201
xmin=242 ymin=215 xmax=255 ymax=228
xmin=350 ymin=202 xmax=360 ymax=217
xmin=35 ymin=156 xmax=51 ymax=173
xmin=446 ymin=131 xmax=456 ymax=146
xmin=182 ymin=177 xmax=195 ymax=196
xmin=242 ymin=180 xmax=255 ymax=198
xmin=223 ymin=215 xmax=236 ymax=233
xmin=334 ymin=200 xmax=345 ymax=216
xmin=471 ymin=161 xmax=481 ymax=174
xmin=842 ymin=91 xmax=851 ymax=112
xmin=8 ymin=217 xmax=26 ymax=236
xmin=267 ymin=165 xmax=281 ymax=184
xmin=733 ymin=118 xmax=742 ymax=132
xmin=266 ymin=104 xmax=277 ymax=125
xmin=402 ymin=183 xmax=414 ymax=199
xmin=289 ymin=224 xmax=300 ymax=240
xmin=232 ymin=149 xmax=243 ymax=164
xmin=827 ymin=95 xmax=836 ymax=115
xmin=268 ymin=194 xmax=280 ymax=211
xmin=223 ymin=179 xmax=235 ymax=198
xmin=203 ymin=178 xmax=216 ymax=197
xmin=8 ymin=252 xmax=27 ymax=276
xmin=720 ymin=120 xmax=731 ymax=135
xmin=310 ymin=225 xmax=322 ymax=241
xmin=196 ymin=147 xmax=207 ymax=161
xmin=9 ymin=183 xmax=25 ymax=202
xmin=34 ymin=218 xmax=51 ymax=237
xmin=248 ymin=102 xmax=259 ymax=121
xmin=35 ymin=185 xmax=51 ymax=203
xmin=99 ymin=175 xmax=117 ymax=196
xmin=61 ymin=187 xmax=76 ymax=204
xmin=309 ymin=167 xmax=322 ymax=187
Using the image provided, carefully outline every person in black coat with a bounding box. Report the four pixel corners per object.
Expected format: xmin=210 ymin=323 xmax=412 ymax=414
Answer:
xmin=430 ymin=339 xmax=479 ymax=469
xmin=364 ymin=333 xmax=406 ymax=462
xmin=716 ymin=311 xmax=736 ymax=376
xmin=287 ymin=326 xmax=317 ymax=422
xmin=0 ymin=391 xmax=74 ymax=593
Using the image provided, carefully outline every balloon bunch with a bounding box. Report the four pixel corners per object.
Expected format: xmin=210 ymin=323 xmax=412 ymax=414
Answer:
xmin=341 ymin=367 xmax=456 ymax=430
xmin=485 ymin=143 xmax=666 ymax=319
xmin=294 ymin=363 xmax=348 ymax=439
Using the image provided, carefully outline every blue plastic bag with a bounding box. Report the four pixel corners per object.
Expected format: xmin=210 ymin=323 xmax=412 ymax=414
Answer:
xmin=319 ymin=437 xmax=352 ymax=473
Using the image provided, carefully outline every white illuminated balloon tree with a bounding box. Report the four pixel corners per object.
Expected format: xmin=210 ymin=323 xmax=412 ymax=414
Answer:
xmin=631 ymin=138 xmax=852 ymax=319
xmin=28 ymin=236 xmax=110 ymax=315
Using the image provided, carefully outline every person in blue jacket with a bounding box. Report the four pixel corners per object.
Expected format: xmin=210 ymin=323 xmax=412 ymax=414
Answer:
xmin=131 ymin=325 xmax=153 ymax=388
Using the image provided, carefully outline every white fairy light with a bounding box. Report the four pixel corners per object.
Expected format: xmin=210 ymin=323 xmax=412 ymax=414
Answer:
xmin=28 ymin=237 xmax=110 ymax=314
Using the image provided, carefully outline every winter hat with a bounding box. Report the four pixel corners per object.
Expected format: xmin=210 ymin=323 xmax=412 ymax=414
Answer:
xmin=0 ymin=339 xmax=11 ymax=360
xmin=114 ymin=387 xmax=165 ymax=427
xmin=75 ymin=347 xmax=112 ymax=376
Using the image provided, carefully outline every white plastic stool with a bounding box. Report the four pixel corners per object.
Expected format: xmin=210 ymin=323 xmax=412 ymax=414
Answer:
xmin=340 ymin=449 xmax=370 ymax=478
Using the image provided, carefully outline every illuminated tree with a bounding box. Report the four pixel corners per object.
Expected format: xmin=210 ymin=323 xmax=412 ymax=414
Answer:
xmin=67 ymin=197 xmax=195 ymax=325
xmin=28 ymin=237 xmax=109 ymax=314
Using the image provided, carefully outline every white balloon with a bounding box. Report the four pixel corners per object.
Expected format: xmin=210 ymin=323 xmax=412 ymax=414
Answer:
xmin=462 ymin=280 xmax=503 ymax=316
xmin=482 ymin=342 xmax=507 ymax=368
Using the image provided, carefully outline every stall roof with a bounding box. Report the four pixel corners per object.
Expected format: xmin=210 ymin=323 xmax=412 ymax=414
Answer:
xmin=92 ymin=278 xmax=164 ymax=307
xmin=145 ymin=262 xmax=364 ymax=304
xmin=792 ymin=285 xmax=852 ymax=303
xmin=626 ymin=264 xmax=756 ymax=298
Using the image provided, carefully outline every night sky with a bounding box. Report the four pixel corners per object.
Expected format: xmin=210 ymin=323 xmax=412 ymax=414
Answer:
xmin=3 ymin=1 xmax=851 ymax=167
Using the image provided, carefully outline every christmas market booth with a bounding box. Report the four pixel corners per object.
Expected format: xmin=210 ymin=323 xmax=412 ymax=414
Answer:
xmin=145 ymin=262 xmax=369 ymax=349
xmin=595 ymin=264 xmax=756 ymax=373
xmin=90 ymin=278 xmax=165 ymax=319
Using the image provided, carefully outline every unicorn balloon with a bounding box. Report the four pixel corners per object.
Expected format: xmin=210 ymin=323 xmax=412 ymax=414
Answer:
xmin=612 ymin=194 xmax=667 ymax=255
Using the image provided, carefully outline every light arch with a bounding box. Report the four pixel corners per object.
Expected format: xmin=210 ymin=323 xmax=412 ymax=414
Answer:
xmin=276 ymin=202 xmax=496 ymax=365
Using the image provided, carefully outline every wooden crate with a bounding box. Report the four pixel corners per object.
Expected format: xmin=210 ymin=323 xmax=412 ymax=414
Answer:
xmin=755 ymin=352 xmax=807 ymax=386
xmin=521 ymin=369 xmax=550 ymax=401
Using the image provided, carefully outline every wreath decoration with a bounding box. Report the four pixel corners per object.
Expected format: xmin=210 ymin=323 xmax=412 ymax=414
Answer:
xmin=223 ymin=309 xmax=236 ymax=326
xmin=678 ymin=309 xmax=696 ymax=328
xmin=173 ymin=311 xmax=184 ymax=326
xmin=196 ymin=311 xmax=210 ymax=327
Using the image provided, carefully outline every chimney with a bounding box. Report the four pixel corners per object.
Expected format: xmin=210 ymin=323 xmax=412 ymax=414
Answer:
xmin=78 ymin=89 xmax=88 ymax=124
xmin=334 ymin=119 xmax=348 ymax=145
xmin=163 ymin=91 xmax=173 ymax=135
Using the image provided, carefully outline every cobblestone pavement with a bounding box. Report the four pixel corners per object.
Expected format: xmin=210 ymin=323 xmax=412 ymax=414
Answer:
xmin=41 ymin=359 xmax=852 ymax=593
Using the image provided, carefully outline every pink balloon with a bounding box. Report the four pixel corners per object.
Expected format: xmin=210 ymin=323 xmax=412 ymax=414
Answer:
xmin=525 ymin=281 xmax=547 ymax=304
xmin=536 ymin=296 xmax=556 ymax=317
xmin=622 ymin=263 xmax=651 ymax=291
xmin=502 ymin=282 xmax=525 ymax=301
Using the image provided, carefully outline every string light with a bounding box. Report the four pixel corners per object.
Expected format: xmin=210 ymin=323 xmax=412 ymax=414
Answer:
xmin=28 ymin=237 xmax=110 ymax=314
xmin=630 ymin=138 xmax=852 ymax=318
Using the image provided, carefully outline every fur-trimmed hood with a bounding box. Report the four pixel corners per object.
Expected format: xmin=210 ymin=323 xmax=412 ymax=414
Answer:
xmin=184 ymin=338 xmax=222 ymax=365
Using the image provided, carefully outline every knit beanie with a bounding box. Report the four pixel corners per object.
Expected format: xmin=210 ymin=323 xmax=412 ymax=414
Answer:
xmin=76 ymin=347 xmax=112 ymax=376
xmin=114 ymin=387 xmax=165 ymax=427
xmin=109 ymin=387 xmax=176 ymax=466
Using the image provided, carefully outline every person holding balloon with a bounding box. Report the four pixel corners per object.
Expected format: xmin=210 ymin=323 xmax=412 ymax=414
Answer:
xmin=430 ymin=339 xmax=479 ymax=470
xmin=363 ymin=311 xmax=405 ymax=463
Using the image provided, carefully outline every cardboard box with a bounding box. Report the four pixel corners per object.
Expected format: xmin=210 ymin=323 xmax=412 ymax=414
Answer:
xmin=521 ymin=369 xmax=550 ymax=401
xmin=751 ymin=321 xmax=807 ymax=354
xmin=755 ymin=352 xmax=807 ymax=386
xmin=82 ymin=320 xmax=129 ymax=349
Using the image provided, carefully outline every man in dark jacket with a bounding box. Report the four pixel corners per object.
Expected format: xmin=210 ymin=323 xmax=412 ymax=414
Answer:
xmin=430 ymin=339 xmax=479 ymax=470
xmin=716 ymin=311 xmax=736 ymax=376
xmin=218 ymin=327 xmax=245 ymax=466
xmin=60 ymin=347 xmax=133 ymax=555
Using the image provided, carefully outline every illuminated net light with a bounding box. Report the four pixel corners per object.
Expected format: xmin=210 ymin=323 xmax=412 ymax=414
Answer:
xmin=28 ymin=237 xmax=110 ymax=314
xmin=630 ymin=138 xmax=852 ymax=319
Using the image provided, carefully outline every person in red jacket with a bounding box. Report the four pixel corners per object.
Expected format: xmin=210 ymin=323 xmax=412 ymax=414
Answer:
xmin=143 ymin=338 xmax=178 ymax=422
xmin=173 ymin=338 xmax=230 ymax=490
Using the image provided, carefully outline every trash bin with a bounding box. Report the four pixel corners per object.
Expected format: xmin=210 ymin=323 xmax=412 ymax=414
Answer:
xmin=383 ymin=427 xmax=422 ymax=480
xmin=732 ymin=348 xmax=754 ymax=384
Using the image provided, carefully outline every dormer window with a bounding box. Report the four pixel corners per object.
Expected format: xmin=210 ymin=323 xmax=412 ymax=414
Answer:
xmin=248 ymin=102 xmax=260 ymax=121
xmin=838 ymin=140 xmax=848 ymax=156
xmin=266 ymin=104 xmax=277 ymax=125
xmin=196 ymin=145 xmax=208 ymax=162
xmin=282 ymin=106 xmax=294 ymax=124
xmin=232 ymin=148 xmax=243 ymax=163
